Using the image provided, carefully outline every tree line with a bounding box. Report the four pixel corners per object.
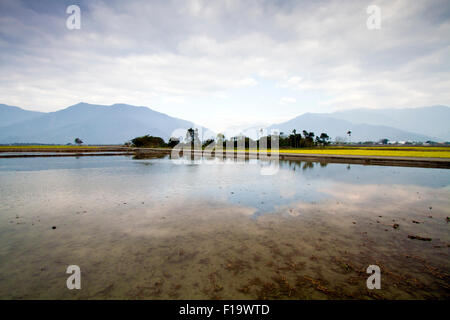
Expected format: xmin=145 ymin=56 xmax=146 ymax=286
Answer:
xmin=128 ymin=128 xmax=331 ymax=149
xmin=279 ymin=130 xmax=330 ymax=148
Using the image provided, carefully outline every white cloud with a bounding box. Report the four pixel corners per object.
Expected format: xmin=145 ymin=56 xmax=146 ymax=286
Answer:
xmin=280 ymin=97 xmax=296 ymax=104
xmin=162 ymin=96 xmax=186 ymax=104
xmin=0 ymin=0 xmax=449 ymax=128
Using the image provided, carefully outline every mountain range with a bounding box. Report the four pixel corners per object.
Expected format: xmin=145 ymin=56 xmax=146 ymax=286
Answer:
xmin=266 ymin=108 xmax=446 ymax=143
xmin=0 ymin=103 xmax=448 ymax=144
xmin=330 ymin=106 xmax=450 ymax=141
xmin=0 ymin=103 xmax=212 ymax=145
xmin=254 ymin=106 xmax=449 ymax=143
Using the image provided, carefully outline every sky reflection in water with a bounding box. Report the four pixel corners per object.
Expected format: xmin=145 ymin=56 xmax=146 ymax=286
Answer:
xmin=0 ymin=155 xmax=449 ymax=299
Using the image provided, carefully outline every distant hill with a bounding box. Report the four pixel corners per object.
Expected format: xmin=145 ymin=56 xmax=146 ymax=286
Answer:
xmin=331 ymin=105 xmax=450 ymax=141
xmin=0 ymin=104 xmax=44 ymax=128
xmin=0 ymin=103 xmax=213 ymax=144
xmin=267 ymin=112 xmax=438 ymax=143
xmin=223 ymin=106 xmax=449 ymax=142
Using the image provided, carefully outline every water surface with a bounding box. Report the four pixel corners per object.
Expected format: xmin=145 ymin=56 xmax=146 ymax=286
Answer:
xmin=0 ymin=155 xmax=449 ymax=299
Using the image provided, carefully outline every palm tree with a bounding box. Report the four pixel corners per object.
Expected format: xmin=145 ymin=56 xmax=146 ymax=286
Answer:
xmin=185 ymin=128 xmax=200 ymax=149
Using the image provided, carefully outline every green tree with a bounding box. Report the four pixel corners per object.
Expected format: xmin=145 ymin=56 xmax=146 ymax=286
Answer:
xmin=131 ymin=135 xmax=167 ymax=148
xmin=168 ymin=137 xmax=180 ymax=148
xmin=216 ymin=133 xmax=225 ymax=143
xmin=302 ymin=130 xmax=315 ymax=147
xmin=288 ymin=129 xmax=303 ymax=148
xmin=202 ymin=138 xmax=215 ymax=149
xmin=315 ymin=133 xmax=330 ymax=146
xmin=185 ymin=128 xmax=200 ymax=149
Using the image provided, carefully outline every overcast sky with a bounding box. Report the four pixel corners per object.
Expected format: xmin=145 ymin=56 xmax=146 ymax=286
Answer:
xmin=0 ymin=0 xmax=449 ymax=131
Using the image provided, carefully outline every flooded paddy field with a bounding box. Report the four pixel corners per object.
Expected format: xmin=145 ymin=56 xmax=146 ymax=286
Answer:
xmin=0 ymin=155 xmax=448 ymax=299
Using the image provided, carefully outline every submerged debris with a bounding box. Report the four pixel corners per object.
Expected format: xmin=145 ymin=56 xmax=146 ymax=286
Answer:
xmin=253 ymin=276 xmax=297 ymax=299
xmin=224 ymin=258 xmax=251 ymax=275
xmin=203 ymin=272 xmax=223 ymax=298
xmin=393 ymin=223 xmax=400 ymax=229
xmin=408 ymin=235 xmax=431 ymax=241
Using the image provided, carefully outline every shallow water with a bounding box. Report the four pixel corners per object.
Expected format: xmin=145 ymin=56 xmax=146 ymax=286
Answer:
xmin=0 ymin=155 xmax=449 ymax=299
xmin=0 ymin=152 xmax=132 ymax=157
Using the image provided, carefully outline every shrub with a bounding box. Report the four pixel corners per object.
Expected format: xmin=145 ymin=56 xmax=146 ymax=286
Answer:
xmin=131 ymin=135 xmax=167 ymax=148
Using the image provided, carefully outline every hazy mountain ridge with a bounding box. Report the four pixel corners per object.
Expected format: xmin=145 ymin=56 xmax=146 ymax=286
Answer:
xmin=267 ymin=112 xmax=438 ymax=143
xmin=1 ymin=103 xmax=448 ymax=144
xmin=223 ymin=106 xmax=449 ymax=142
xmin=0 ymin=103 xmax=212 ymax=144
xmin=330 ymin=105 xmax=450 ymax=141
xmin=0 ymin=104 xmax=44 ymax=128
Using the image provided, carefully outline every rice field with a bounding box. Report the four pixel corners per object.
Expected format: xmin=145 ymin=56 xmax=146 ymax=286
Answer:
xmin=276 ymin=147 xmax=450 ymax=158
